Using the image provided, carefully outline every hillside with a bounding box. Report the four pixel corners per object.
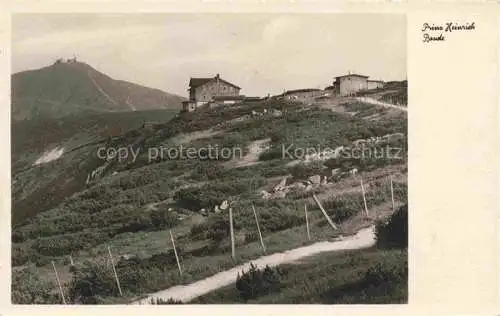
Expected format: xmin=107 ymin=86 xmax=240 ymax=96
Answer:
xmin=11 ymin=60 xmax=185 ymax=121
xmin=11 ymin=84 xmax=408 ymax=305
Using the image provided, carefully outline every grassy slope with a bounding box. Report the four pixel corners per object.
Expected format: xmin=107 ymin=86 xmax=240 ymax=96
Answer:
xmin=11 ymin=91 xmax=408 ymax=304
xmin=11 ymin=109 xmax=179 ymax=225
xmin=192 ymin=248 xmax=407 ymax=304
xmin=11 ymin=61 xmax=185 ymax=121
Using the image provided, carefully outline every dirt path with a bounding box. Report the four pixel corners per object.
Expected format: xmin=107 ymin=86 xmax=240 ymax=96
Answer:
xmin=170 ymin=128 xmax=223 ymax=145
xmin=132 ymin=225 xmax=376 ymax=304
xmin=88 ymin=71 xmax=118 ymax=106
xmin=225 ymin=138 xmax=271 ymax=169
xmin=125 ymin=95 xmax=137 ymax=111
xmin=355 ymin=96 xmax=407 ymax=112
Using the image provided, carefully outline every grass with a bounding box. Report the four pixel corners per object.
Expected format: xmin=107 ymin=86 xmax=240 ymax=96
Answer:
xmin=192 ymin=248 xmax=407 ymax=304
xmin=12 ymin=94 xmax=408 ymax=304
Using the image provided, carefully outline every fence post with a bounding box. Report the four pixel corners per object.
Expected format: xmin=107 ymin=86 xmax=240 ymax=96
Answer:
xmin=229 ymin=207 xmax=236 ymax=260
xmin=360 ymin=178 xmax=369 ymax=216
xmin=51 ymin=261 xmax=66 ymax=304
xmin=390 ymin=176 xmax=396 ymax=212
xmin=312 ymin=194 xmax=338 ymax=231
xmin=170 ymin=230 xmax=183 ymax=276
xmin=251 ymin=204 xmax=266 ymax=253
xmin=305 ymin=204 xmax=311 ymax=240
xmin=107 ymin=246 xmax=123 ymax=296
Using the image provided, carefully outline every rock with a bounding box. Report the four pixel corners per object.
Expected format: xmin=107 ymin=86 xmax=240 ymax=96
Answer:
xmin=349 ymin=168 xmax=358 ymax=175
xmin=260 ymin=190 xmax=271 ymax=199
xmin=320 ymin=176 xmax=328 ymax=185
xmin=274 ymin=191 xmax=287 ymax=199
xmin=112 ymin=171 xmax=118 ymax=175
xmin=353 ymin=139 xmax=366 ymax=147
xmin=200 ymin=208 xmax=207 ymax=215
xmin=290 ymin=182 xmax=306 ymax=189
xmin=214 ymin=205 xmax=221 ymax=213
xmin=308 ymin=174 xmax=321 ymax=184
xmin=168 ymin=208 xmax=173 ymax=212
xmin=274 ymin=177 xmax=288 ymax=192
xmin=305 ymin=184 xmax=313 ymax=192
xmin=333 ymin=146 xmax=345 ymax=157
xmin=220 ymin=200 xmax=230 ymax=210
xmin=331 ymin=168 xmax=341 ymax=176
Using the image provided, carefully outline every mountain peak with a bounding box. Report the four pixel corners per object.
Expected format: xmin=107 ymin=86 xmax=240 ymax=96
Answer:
xmin=12 ymin=61 xmax=186 ymax=121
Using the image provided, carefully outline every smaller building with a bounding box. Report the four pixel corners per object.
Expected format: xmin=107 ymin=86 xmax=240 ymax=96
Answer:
xmin=282 ymin=88 xmax=326 ymax=104
xmin=211 ymin=95 xmax=246 ymax=106
xmin=333 ymin=74 xmax=369 ymax=96
xmin=181 ymin=100 xmax=197 ymax=112
xmin=367 ymin=80 xmax=385 ymax=90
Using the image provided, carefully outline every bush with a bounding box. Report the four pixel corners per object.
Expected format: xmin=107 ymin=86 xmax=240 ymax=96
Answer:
xmin=150 ymin=208 xmax=180 ymax=230
xmin=235 ymin=263 xmax=284 ymax=301
xmin=256 ymin=208 xmax=303 ymax=233
xmin=258 ymin=145 xmax=283 ymax=161
xmin=12 ymin=267 xmax=60 ymax=304
xmin=33 ymin=231 xmax=109 ymax=257
xmin=364 ymin=251 xmax=408 ymax=287
xmin=376 ymin=204 xmax=408 ymax=249
xmin=190 ymin=162 xmax=225 ymax=181
xmin=289 ymin=162 xmax=325 ymax=180
xmin=174 ymin=179 xmax=266 ymax=211
xmin=68 ymin=264 xmax=121 ymax=304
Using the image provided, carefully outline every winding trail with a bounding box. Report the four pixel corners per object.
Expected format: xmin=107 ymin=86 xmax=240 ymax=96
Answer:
xmin=132 ymin=226 xmax=376 ymax=304
xmin=87 ymin=71 xmax=118 ymax=106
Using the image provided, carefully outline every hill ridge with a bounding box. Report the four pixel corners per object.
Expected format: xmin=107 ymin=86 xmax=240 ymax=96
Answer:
xmin=11 ymin=60 xmax=186 ymax=121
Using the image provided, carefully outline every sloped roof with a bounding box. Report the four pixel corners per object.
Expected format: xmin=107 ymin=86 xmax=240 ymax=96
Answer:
xmin=335 ymin=74 xmax=369 ymax=79
xmin=189 ymin=76 xmax=241 ymax=89
xmin=284 ymin=88 xmax=322 ymax=95
xmin=189 ymin=78 xmax=212 ymax=88
xmin=212 ymin=95 xmax=246 ymax=101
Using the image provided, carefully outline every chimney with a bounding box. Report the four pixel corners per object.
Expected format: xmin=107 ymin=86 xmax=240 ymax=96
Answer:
xmin=215 ymin=73 xmax=220 ymax=79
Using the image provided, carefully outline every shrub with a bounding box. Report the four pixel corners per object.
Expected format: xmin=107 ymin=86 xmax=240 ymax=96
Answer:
xmin=33 ymin=231 xmax=109 ymax=257
xmin=174 ymin=179 xmax=266 ymax=211
xmin=289 ymin=162 xmax=325 ymax=180
xmin=258 ymin=145 xmax=283 ymax=161
xmin=364 ymin=251 xmax=408 ymax=287
xmin=256 ymin=208 xmax=303 ymax=233
xmin=190 ymin=162 xmax=225 ymax=181
xmin=12 ymin=267 xmax=60 ymax=304
xmin=376 ymin=204 xmax=408 ymax=249
xmin=150 ymin=208 xmax=180 ymax=230
xmin=235 ymin=263 xmax=284 ymax=301
xmin=68 ymin=264 xmax=121 ymax=304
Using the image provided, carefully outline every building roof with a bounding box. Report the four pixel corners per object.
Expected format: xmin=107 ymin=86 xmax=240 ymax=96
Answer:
xmin=189 ymin=75 xmax=241 ymax=89
xmin=335 ymin=74 xmax=369 ymax=79
xmin=367 ymin=79 xmax=385 ymax=83
xmin=212 ymin=95 xmax=246 ymax=101
xmin=284 ymin=88 xmax=322 ymax=95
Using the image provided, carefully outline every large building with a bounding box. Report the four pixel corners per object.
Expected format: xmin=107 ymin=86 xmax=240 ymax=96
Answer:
xmin=333 ymin=74 xmax=369 ymax=96
xmin=182 ymin=74 xmax=241 ymax=112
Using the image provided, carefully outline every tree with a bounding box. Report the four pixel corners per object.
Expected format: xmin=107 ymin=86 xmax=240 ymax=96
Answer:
xmin=376 ymin=204 xmax=408 ymax=249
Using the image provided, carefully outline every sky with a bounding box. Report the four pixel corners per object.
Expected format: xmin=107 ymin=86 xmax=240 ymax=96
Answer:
xmin=12 ymin=14 xmax=406 ymax=98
